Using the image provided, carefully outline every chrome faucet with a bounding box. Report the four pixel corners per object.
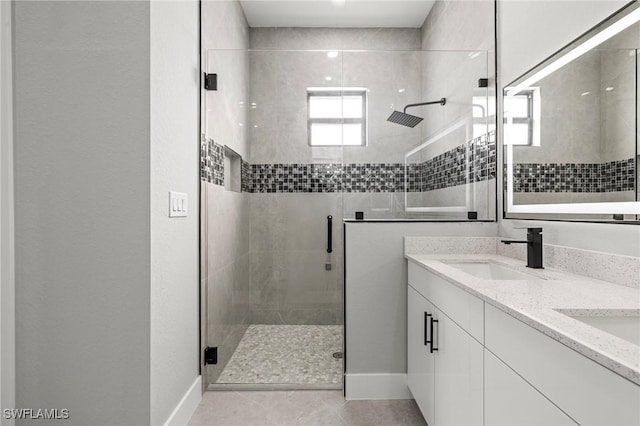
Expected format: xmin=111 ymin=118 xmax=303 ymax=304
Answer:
xmin=501 ymin=228 xmax=543 ymax=269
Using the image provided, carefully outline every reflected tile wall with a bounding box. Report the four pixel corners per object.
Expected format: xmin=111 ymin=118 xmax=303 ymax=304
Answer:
xmin=511 ymin=48 xmax=637 ymax=166
xmin=512 ymin=53 xmax=602 ymax=165
xmin=600 ymin=49 xmax=636 ymax=162
xmin=513 ymin=190 xmax=636 ymax=205
xmin=513 ymin=158 xmax=635 ymax=193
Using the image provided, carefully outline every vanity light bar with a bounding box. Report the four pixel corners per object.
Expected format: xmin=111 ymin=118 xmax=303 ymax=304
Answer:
xmin=507 ymin=7 xmax=640 ymax=97
xmin=507 ymin=201 xmax=640 ymax=215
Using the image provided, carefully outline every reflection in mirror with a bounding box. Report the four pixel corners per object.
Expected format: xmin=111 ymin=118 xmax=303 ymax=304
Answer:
xmin=503 ymin=4 xmax=640 ymax=221
xmin=405 ymin=121 xmax=472 ymax=214
xmin=405 ymin=120 xmax=496 ymax=218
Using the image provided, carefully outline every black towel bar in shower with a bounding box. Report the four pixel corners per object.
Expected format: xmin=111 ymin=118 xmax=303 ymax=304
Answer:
xmin=327 ymin=215 xmax=333 ymax=253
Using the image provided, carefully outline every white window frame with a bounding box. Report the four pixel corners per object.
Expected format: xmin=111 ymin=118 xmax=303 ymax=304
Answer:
xmin=503 ymin=87 xmax=540 ymax=147
xmin=306 ymin=87 xmax=367 ymax=147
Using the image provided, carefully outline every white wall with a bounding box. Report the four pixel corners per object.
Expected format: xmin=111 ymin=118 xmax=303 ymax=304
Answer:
xmin=13 ymin=2 xmax=152 ymax=424
xmin=497 ymin=0 xmax=640 ymax=256
xmin=14 ymin=1 xmax=202 ymax=424
xmin=0 ymin=0 xmax=15 ymax=424
xmin=150 ymin=1 xmax=200 ymax=424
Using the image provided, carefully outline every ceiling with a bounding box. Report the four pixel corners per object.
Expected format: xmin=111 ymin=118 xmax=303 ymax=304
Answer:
xmin=239 ymin=0 xmax=436 ymax=28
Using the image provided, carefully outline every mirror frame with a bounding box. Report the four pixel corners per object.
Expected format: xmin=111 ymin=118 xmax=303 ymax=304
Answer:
xmin=502 ymin=2 xmax=640 ymax=220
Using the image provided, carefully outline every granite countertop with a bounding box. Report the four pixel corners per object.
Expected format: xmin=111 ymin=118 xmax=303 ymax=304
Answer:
xmin=405 ymin=253 xmax=640 ymax=386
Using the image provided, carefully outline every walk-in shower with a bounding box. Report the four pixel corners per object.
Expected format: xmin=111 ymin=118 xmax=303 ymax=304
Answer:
xmin=200 ymin=44 xmax=494 ymax=389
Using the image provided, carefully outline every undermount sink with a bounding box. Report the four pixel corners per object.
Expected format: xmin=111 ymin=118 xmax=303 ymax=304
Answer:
xmin=444 ymin=260 xmax=545 ymax=281
xmin=557 ymin=310 xmax=640 ymax=346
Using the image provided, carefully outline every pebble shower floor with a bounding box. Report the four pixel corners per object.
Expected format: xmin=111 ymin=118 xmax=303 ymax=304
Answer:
xmin=216 ymin=325 xmax=343 ymax=385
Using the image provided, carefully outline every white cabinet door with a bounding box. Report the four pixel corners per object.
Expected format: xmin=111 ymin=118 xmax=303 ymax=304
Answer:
xmin=407 ymin=285 xmax=435 ymax=425
xmin=485 ymin=303 xmax=640 ymax=426
xmin=434 ymin=310 xmax=483 ymax=426
xmin=485 ymin=349 xmax=577 ymax=426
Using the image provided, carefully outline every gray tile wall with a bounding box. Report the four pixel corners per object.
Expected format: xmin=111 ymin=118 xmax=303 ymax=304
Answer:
xmin=250 ymin=27 xmax=421 ymax=50
xmin=249 ymin=193 xmax=344 ymax=325
xmin=202 ymin=183 xmax=250 ymax=384
xmin=247 ymin=49 xmax=426 ymax=166
xmin=245 ymin=29 xmax=427 ymax=326
xmin=201 ymin=0 xmax=250 ymax=384
xmin=420 ymin=0 xmax=495 ymax=51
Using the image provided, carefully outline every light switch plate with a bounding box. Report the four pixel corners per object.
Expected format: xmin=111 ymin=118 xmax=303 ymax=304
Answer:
xmin=169 ymin=191 xmax=188 ymax=217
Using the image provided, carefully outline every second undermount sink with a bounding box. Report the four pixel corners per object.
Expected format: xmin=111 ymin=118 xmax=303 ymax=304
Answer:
xmin=556 ymin=310 xmax=640 ymax=346
xmin=444 ymin=260 xmax=545 ymax=281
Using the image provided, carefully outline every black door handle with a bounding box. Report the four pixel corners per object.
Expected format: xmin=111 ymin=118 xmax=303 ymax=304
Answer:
xmin=430 ymin=318 xmax=439 ymax=353
xmin=327 ymin=215 xmax=333 ymax=253
xmin=424 ymin=312 xmax=432 ymax=346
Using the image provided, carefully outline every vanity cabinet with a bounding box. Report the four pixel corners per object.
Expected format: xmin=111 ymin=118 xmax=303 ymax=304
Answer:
xmin=433 ymin=307 xmax=483 ymax=426
xmin=484 ymin=349 xmax=577 ymax=425
xmin=485 ymin=304 xmax=640 ymax=426
xmin=407 ymin=261 xmax=640 ymax=426
xmin=407 ymin=265 xmax=483 ymax=426
xmin=407 ymin=286 xmax=435 ymax=422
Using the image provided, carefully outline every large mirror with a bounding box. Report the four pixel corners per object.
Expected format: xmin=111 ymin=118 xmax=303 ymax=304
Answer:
xmin=503 ymin=3 xmax=640 ymax=221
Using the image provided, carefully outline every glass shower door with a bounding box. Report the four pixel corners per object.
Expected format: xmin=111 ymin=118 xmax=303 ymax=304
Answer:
xmin=201 ymin=48 xmax=252 ymax=387
xmin=202 ymin=48 xmax=345 ymax=388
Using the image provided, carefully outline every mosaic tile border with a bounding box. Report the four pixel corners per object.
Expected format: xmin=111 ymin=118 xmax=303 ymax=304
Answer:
xmin=513 ymin=158 xmax=635 ymax=193
xmin=201 ymin=133 xmax=636 ymax=195
xmin=200 ymin=135 xmax=224 ymax=186
xmin=241 ymin=160 xmax=252 ymax=193
xmin=408 ymin=131 xmax=497 ymax=192
xmin=201 ymin=132 xmax=498 ymax=193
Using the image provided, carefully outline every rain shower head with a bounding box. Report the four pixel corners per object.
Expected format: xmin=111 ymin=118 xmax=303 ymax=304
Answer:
xmin=386 ymin=98 xmax=446 ymax=128
xmin=387 ymin=111 xmax=423 ymax=128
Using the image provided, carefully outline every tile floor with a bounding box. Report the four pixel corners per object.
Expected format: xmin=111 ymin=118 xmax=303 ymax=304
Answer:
xmin=188 ymin=390 xmax=427 ymax=426
xmin=217 ymin=325 xmax=343 ymax=385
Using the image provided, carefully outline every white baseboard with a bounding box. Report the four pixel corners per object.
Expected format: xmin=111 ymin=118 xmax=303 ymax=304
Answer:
xmin=344 ymin=374 xmax=412 ymax=400
xmin=164 ymin=376 xmax=202 ymax=426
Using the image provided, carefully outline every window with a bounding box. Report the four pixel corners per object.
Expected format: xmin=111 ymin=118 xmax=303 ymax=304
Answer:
xmin=472 ymin=95 xmax=496 ymax=139
xmin=504 ymin=88 xmax=540 ymax=146
xmin=307 ymin=87 xmax=367 ymax=146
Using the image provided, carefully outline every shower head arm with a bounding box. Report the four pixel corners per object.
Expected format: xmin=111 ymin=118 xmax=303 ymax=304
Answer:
xmin=403 ymin=98 xmax=446 ymax=113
